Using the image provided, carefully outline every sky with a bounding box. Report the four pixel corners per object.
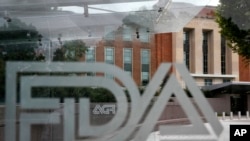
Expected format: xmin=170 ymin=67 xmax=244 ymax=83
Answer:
xmin=61 ymin=0 xmax=220 ymax=14
xmin=174 ymin=0 xmax=220 ymax=6
xmin=207 ymin=0 xmax=220 ymax=6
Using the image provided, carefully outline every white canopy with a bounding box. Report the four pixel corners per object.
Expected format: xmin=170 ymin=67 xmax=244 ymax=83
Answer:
xmin=0 ymin=0 xmax=211 ymax=41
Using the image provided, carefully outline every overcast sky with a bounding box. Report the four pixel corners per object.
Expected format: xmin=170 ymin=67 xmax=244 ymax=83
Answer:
xmin=174 ymin=0 xmax=219 ymax=6
xmin=207 ymin=0 xmax=220 ymax=6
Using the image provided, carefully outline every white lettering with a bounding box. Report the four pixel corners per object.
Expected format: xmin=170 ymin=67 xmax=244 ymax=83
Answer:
xmin=234 ymin=129 xmax=247 ymax=136
xmin=93 ymin=105 xmax=116 ymax=115
xmin=241 ymin=129 xmax=247 ymax=136
xmin=234 ymin=129 xmax=241 ymax=136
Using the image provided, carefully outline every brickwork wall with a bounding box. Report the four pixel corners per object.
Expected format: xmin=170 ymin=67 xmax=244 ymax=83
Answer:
xmin=239 ymin=56 xmax=250 ymax=81
xmin=91 ymin=33 xmax=172 ymax=86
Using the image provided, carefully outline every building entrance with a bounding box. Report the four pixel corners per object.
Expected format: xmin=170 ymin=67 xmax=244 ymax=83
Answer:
xmin=230 ymin=94 xmax=247 ymax=115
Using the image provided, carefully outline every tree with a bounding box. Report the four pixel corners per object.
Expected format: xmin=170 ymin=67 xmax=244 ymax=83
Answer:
xmin=0 ymin=18 xmax=45 ymax=102
xmin=50 ymin=40 xmax=89 ymax=102
xmin=216 ymin=0 xmax=250 ymax=62
xmin=53 ymin=40 xmax=88 ymax=61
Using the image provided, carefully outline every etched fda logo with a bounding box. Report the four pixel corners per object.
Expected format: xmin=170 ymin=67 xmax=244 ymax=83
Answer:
xmin=5 ymin=62 xmax=223 ymax=141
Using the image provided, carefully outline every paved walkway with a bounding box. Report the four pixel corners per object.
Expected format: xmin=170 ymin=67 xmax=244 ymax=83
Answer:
xmin=146 ymin=119 xmax=250 ymax=141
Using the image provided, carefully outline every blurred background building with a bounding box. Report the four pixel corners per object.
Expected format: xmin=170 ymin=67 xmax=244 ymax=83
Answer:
xmin=81 ymin=6 xmax=242 ymax=87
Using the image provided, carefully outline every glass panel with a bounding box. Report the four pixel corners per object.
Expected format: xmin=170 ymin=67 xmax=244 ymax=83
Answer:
xmin=139 ymin=28 xmax=150 ymax=42
xmin=202 ymin=31 xmax=209 ymax=74
xmin=141 ymin=49 xmax=150 ymax=85
xmin=123 ymin=26 xmax=132 ymax=41
xmin=104 ymin=26 xmax=115 ymax=40
xmin=1 ymin=1 xmax=232 ymax=141
xmin=183 ymin=30 xmax=190 ymax=70
xmin=204 ymin=78 xmax=213 ymax=86
xmin=86 ymin=47 xmax=96 ymax=62
xmin=141 ymin=50 xmax=150 ymax=64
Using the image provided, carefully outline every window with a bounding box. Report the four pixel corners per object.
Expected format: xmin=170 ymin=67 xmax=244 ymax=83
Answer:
xmin=202 ymin=31 xmax=209 ymax=74
xmin=123 ymin=48 xmax=132 ymax=76
xmin=104 ymin=26 xmax=115 ymax=40
xmin=85 ymin=47 xmax=96 ymax=76
xmin=204 ymin=79 xmax=212 ymax=86
xmin=139 ymin=28 xmax=150 ymax=42
xmin=183 ymin=30 xmax=190 ymax=70
xmin=85 ymin=47 xmax=95 ymax=62
xmin=123 ymin=26 xmax=132 ymax=41
xmin=141 ymin=49 xmax=150 ymax=85
xmin=105 ymin=48 xmax=114 ymax=78
xmin=221 ymin=36 xmax=226 ymax=74
xmin=223 ymin=79 xmax=231 ymax=83
xmin=105 ymin=48 xmax=114 ymax=64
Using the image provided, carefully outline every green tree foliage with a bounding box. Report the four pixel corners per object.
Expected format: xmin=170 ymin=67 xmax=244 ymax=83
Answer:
xmin=51 ymin=40 xmax=91 ymax=102
xmin=0 ymin=18 xmax=45 ymax=102
xmin=216 ymin=0 xmax=250 ymax=62
xmin=53 ymin=40 xmax=88 ymax=61
xmin=0 ymin=19 xmax=44 ymax=61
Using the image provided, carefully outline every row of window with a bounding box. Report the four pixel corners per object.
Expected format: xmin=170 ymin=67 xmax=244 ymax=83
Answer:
xmin=105 ymin=26 xmax=150 ymax=42
xmin=204 ymin=78 xmax=231 ymax=86
xmin=183 ymin=30 xmax=227 ymax=74
xmin=85 ymin=47 xmax=150 ymax=85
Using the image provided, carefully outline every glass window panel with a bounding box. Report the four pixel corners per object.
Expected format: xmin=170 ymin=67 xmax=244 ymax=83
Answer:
xmin=202 ymin=31 xmax=209 ymax=74
xmin=124 ymin=63 xmax=132 ymax=71
xmin=141 ymin=50 xmax=150 ymax=64
xmin=139 ymin=28 xmax=149 ymax=42
xmin=86 ymin=47 xmax=95 ymax=62
xmin=204 ymin=79 xmax=213 ymax=86
xmin=124 ymin=48 xmax=132 ymax=63
xmin=141 ymin=72 xmax=149 ymax=86
xmin=124 ymin=57 xmax=131 ymax=63
xmin=183 ymin=30 xmax=190 ymax=70
xmin=142 ymin=64 xmax=149 ymax=72
xmin=141 ymin=49 xmax=150 ymax=85
xmin=123 ymin=26 xmax=132 ymax=41
xmin=123 ymin=48 xmax=132 ymax=76
xmin=221 ymin=36 xmax=226 ymax=74
xmin=105 ymin=48 xmax=114 ymax=78
xmin=104 ymin=26 xmax=115 ymax=40
xmin=223 ymin=79 xmax=231 ymax=83
xmin=106 ymin=56 xmax=113 ymax=61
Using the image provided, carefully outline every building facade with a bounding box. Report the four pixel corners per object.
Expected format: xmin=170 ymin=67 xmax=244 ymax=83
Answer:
xmin=172 ymin=6 xmax=239 ymax=87
xmin=82 ymin=28 xmax=172 ymax=86
xmin=81 ymin=6 xmax=244 ymax=88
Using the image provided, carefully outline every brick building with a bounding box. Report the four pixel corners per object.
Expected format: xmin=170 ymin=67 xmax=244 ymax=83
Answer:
xmin=74 ymin=5 xmax=250 ymax=115
xmin=82 ymin=28 xmax=172 ymax=86
xmin=80 ymin=6 xmax=248 ymax=88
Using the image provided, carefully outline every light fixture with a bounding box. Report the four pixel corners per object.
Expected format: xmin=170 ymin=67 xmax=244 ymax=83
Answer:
xmin=136 ymin=28 xmax=139 ymax=39
xmin=158 ymin=7 xmax=163 ymax=13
